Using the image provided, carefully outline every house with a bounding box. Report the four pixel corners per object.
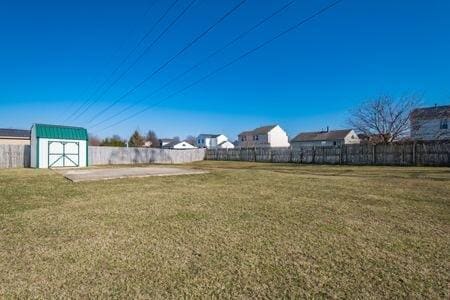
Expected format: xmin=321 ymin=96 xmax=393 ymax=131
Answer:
xmin=290 ymin=128 xmax=360 ymax=148
xmin=161 ymin=140 xmax=196 ymax=150
xmin=30 ymin=124 xmax=88 ymax=168
xmin=410 ymin=105 xmax=450 ymax=140
xmin=197 ymin=134 xmax=234 ymax=149
xmin=237 ymin=125 xmax=290 ymax=148
xmin=0 ymin=128 xmax=31 ymax=145
xmin=159 ymin=138 xmax=176 ymax=148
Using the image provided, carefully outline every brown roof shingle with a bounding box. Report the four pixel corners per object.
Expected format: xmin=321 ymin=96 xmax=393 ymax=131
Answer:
xmin=410 ymin=105 xmax=450 ymax=121
xmin=291 ymin=129 xmax=353 ymax=142
xmin=238 ymin=125 xmax=277 ymax=136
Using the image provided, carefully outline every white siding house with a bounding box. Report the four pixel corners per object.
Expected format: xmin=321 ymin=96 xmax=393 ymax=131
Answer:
xmin=237 ymin=125 xmax=290 ymax=148
xmin=290 ymin=129 xmax=360 ymax=148
xmin=161 ymin=140 xmax=196 ymax=149
xmin=410 ymin=105 xmax=450 ymax=140
xmin=197 ymin=134 xmax=234 ymax=149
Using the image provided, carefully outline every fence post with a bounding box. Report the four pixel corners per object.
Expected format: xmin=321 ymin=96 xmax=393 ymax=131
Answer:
xmin=372 ymin=144 xmax=376 ymax=164
xmin=412 ymin=141 xmax=417 ymax=166
xmin=312 ymin=146 xmax=316 ymax=164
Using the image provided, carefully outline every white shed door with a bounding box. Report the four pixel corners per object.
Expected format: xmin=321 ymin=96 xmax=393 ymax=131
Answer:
xmin=48 ymin=141 xmax=79 ymax=168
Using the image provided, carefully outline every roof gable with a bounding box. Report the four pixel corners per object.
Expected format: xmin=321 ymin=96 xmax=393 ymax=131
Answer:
xmin=33 ymin=124 xmax=88 ymax=140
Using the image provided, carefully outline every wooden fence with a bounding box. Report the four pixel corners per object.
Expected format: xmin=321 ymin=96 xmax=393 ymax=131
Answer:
xmin=89 ymin=147 xmax=205 ymax=165
xmin=206 ymin=142 xmax=450 ymax=166
xmin=0 ymin=145 xmax=205 ymax=168
xmin=0 ymin=145 xmax=31 ymax=168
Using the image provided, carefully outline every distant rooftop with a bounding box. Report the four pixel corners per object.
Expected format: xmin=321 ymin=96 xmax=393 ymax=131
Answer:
xmin=291 ymin=129 xmax=353 ymax=142
xmin=198 ymin=134 xmax=221 ymax=138
xmin=0 ymin=128 xmax=31 ymax=139
xmin=239 ymin=125 xmax=278 ymax=136
xmin=411 ymin=105 xmax=450 ymax=120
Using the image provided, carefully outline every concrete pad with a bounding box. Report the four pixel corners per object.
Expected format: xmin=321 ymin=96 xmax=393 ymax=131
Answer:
xmin=56 ymin=166 xmax=208 ymax=182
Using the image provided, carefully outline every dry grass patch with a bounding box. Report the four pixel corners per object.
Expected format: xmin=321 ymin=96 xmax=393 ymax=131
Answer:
xmin=0 ymin=162 xmax=449 ymax=298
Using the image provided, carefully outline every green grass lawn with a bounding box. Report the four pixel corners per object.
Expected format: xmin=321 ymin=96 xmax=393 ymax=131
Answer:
xmin=0 ymin=162 xmax=449 ymax=298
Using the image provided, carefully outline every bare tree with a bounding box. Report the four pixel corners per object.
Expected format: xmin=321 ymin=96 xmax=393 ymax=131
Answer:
xmin=145 ymin=130 xmax=159 ymax=148
xmin=349 ymin=94 xmax=421 ymax=143
xmin=185 ymin=135 xmax=197 ymax=146
xmin=88 ymin=134 xmax=101 ymax=146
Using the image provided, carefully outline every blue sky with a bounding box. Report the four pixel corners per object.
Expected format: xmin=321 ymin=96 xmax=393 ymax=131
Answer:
xmin=1 ymin=0 xmax=449 ymax=140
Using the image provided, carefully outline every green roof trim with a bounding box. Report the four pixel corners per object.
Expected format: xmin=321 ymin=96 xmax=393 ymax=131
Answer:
xmin=34 ymin=124 xmax=88 ymax=140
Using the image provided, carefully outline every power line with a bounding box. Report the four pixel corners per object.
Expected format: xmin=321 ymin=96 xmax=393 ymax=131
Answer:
xmin=70 ymin=0 xmax=197 ymax=123
xmin=63 ymin=0 xmax=162 ymax=123
xmin=71 ymin=0 xmax=197 ymax=124
xmin=86 ymin=0 xmax=248 ymax=125
xmin=90 ymin=0 xmax=296 ymax=129
xmin=69 ymin=0 xmax=187 ymax=123
xmin=97 ymin=0 xmax=343 ymax=132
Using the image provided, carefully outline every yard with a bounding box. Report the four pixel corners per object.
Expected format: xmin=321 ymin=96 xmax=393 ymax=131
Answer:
xmin=0 ymin=161 xmax=449 ymax=298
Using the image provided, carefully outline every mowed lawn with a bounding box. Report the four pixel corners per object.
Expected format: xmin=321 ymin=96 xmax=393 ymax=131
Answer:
xmin=0 ymin=162 xmax=449 ymax=298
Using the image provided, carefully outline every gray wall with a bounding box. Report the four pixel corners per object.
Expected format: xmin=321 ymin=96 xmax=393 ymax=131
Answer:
xmin=0 ymin=145 xmax=205 ymax=168
xmin=89 ymin=146 xmax=205 ymax=165
xmin=0 ymin=144 xmax=30 ymax=168
xmin=411 ymin=119 xmax=450 ymax=140
xmin=206 ymin=142 xmax=450 ymax=166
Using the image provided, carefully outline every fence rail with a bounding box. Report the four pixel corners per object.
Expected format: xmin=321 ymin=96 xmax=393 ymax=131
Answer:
xmin=206 ymin=142 xmax=450 ymax=166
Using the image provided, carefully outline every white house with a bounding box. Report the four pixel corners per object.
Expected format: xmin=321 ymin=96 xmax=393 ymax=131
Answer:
xmin=197 ymin=134 xmax=234 ymax=149
xmin=290 ymin=128 xmax=360 ymax=148
xmin=237 ymin=125 xmax=290 ymax=148
xmin=410 ymin=105 xmax=449 ymax=140
xmin=161 ymin=140 xmax=196 ymax=149
xmin=30 ymin=124 xmax=88 ymax=168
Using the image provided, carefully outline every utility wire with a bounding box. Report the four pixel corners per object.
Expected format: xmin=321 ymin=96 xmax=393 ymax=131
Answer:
xmin=64 ymin=0 xmax=162 ymax=123
xmin=86 ymin=0 xmax=248 ymax=124
xmin=97 ymin=0 xmax=343 ymax=132
xmin=90 ymin=0 xmax=296 ymax=129
xmin=70 ymin=0 xmax=190 ymax=123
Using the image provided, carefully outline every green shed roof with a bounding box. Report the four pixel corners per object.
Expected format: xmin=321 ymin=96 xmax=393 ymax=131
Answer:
xmin=34 ymin=124 xmax=88 ymax=140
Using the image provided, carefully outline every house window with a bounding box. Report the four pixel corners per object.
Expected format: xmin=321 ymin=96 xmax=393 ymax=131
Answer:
xmin=440 ymin=119 xmax=448 ymax=130
xmin=241 ymin=136 xmax=247 ymax=142
xmin=253 ymin=135 xmax=259 ymax=141
xmin=333 ymin=141 xmax=337 ymax=146
xmin=198 ymin=139 xmax=201 ymax=144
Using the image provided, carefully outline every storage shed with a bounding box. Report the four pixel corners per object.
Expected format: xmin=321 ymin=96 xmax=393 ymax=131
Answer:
xmin=30 ymin=124 xmax=88 ymax=168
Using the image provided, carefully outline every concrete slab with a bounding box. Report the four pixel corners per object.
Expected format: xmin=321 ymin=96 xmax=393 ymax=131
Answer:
xmin=56 ymin=166 xmax=208 ymax=182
